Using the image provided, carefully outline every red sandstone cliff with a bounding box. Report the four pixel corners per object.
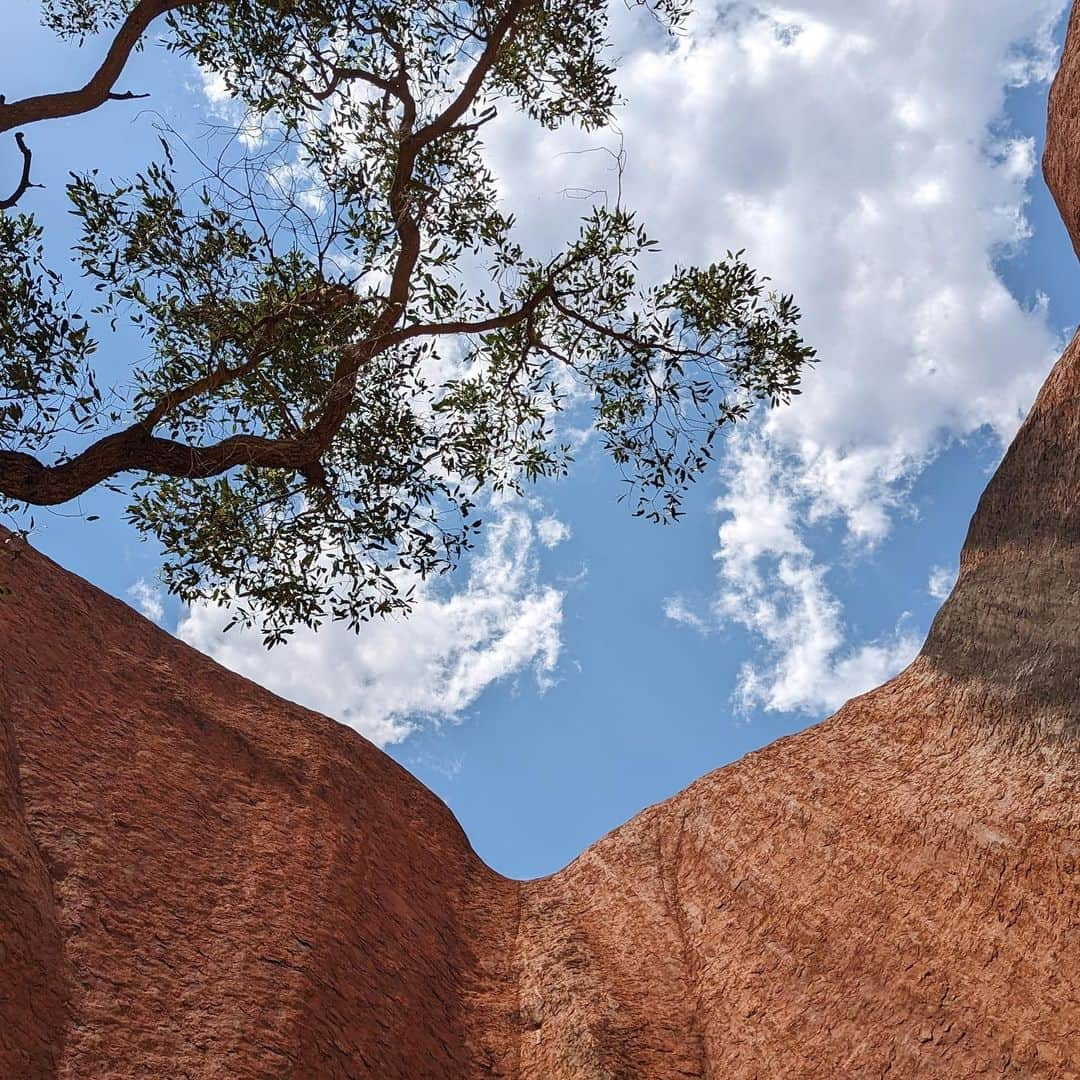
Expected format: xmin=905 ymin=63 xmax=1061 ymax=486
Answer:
xmin=4 ymin=13 xmax=1080 ymax=1080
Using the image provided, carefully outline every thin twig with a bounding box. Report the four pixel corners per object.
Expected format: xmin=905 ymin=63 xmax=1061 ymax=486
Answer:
xmin=0 ymin=132 xmax=40 ymax=210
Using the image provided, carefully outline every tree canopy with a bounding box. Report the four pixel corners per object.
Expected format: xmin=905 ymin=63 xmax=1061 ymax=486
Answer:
xmin=0 ymin=0 xmax=816 ymax=643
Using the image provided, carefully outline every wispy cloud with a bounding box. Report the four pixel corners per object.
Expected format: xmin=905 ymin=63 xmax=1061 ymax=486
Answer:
xmin=663 ymin=595 xmax=711 ymax=634
xmin=928 ymin=565 xmax=958 ymax=602
xmin=712 ymin=435 xmax=921 ymax=715
xmin=177 ymin=506 xmax=564 ymax=746
xmin=127 ymin=578 xmax=164 ymax=624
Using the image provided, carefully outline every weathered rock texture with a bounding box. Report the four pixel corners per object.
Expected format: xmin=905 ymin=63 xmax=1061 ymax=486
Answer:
xmin=4 ymin=12 xmax=1080 ymax=1080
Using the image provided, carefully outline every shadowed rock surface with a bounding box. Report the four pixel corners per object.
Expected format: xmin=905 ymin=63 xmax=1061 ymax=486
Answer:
xmin=3 ymin=11 xmax=1080 ymax=1079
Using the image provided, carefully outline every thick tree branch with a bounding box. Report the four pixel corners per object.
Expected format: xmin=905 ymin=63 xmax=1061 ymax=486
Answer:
xmin=0 ymin=276 xmax=376 ymax=506
xmin=374 ymin=2 xmax=537 ymax=324
xmin=0 ymin=284 xmax=553 ymax=505
xmin=300 ymin=0 xmax=541 ymax=462
xmin=300 ymin=35 xmax=425 ymax=457
xmin=0 ymin=428 xmax=318 ymax=506
xmin=0 ymin=0 xmax=200 ymax=135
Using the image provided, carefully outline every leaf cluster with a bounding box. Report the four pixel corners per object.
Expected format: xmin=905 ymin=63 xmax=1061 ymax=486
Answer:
xmin=0 ymin=0 xmax=815 ymax=644
xmin=0 ymin=214 xmax=99 ymax=458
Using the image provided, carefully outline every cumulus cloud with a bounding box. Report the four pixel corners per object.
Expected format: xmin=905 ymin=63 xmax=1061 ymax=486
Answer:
xmin=536 ymin=516 xmax=572 ymax=548
xmin=127 ymin=579 xmax=165 ymax=624
xmin=478 ymin=0 xmax=1064 ymax=715
xmin=489 ymin=0 xmax=1064 ymax=495
xmin=176 ymin=507 xmax=564 ymax=746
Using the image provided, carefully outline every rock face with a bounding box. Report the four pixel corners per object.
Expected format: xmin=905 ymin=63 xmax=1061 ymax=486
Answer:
xmin=4 ymin=17 xmax=1080 ymax=1080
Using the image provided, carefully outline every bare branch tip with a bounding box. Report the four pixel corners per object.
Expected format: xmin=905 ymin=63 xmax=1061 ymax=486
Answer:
xmin=0 ymin=130 xmax=38 ymax=210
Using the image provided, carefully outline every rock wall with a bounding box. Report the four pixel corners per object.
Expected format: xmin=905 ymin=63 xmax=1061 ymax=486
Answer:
xmin=0 ymin=531 xmax=521 ymax=1077
xmin=3 ymin=8 xmax=1080 ymax=1078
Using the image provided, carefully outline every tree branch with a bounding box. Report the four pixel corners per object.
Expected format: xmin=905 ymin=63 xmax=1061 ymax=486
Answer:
xmin=310 ymin=65 xmax=399 ymax=103
xmin=0 ymin=428 xmax=319 ymax=507
xmin=379 ymin=285 xmax=554 ymax=348
xmin=0 ymin=133 xmax=38 ymax=210
xmin=300 ymin=0 xmax=541 ymax=460
xmin=0 ymin=0 xmax=200 ymax=135
xmin=142 ymin=282 xmax=358 ymax=429
xmin=549 ymin=293 xmax=698 ymax=361
xmin=409 ymin=0 xmax=540 ymax=149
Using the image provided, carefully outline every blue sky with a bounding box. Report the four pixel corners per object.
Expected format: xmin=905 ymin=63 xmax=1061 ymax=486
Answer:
xmin=5 ymin=1 xmax=1077 ymax=878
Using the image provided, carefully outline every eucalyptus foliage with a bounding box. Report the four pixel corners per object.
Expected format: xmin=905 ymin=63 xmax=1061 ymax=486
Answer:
xmin=0 ymin=0 xmax=815 ymax=643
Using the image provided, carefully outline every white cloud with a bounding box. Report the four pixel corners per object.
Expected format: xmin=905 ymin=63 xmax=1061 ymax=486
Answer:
xmin=481 ymin=0 xmax=1065 ymax=715
xmin=711 ymin=434 xmax=921 ymax=715
xmin=663 ymin=594 xmax=711 ymax=634
xmin=176 ymin=507 xmax=564 ymax=746
xmin=600 ymin=0 xmax=1062 ymax=543
xmin=485 ymin=1 xmax=1065 ymax=490
xmin=928 ymin=564 xmax=958 ymax=602
xmin=127 ymin=578 xmax=164 ymax=624
xmin=536 ymin=515 xmax=572 ymax=548
xmin=196 ymin=69 xmax=270 ymax=147
xmin=729 ymin=566 xmax=921 ymax=716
